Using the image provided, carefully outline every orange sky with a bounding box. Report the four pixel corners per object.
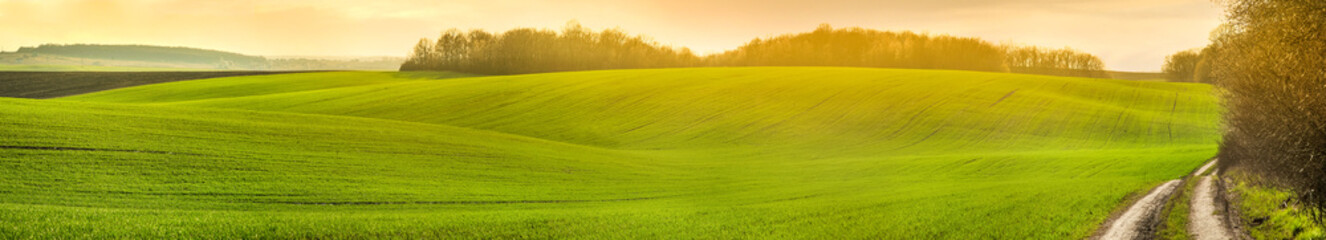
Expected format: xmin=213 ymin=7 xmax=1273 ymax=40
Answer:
xmin=0 ymin=0 xmax=1223 ymax=71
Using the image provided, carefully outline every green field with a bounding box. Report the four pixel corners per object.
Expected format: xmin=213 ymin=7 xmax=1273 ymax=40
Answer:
xmin=2 ymin=67 xmax=1220 ymax=238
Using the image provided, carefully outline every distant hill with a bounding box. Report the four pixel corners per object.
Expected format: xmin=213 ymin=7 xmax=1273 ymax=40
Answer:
xmin=15 ymin=44 xmax=268 ymax=69
xmin=3 ymin=44 xmax=402 ymax=71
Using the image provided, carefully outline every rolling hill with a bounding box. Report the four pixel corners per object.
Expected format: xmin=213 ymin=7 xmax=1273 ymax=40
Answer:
xmin=1 ymin=67 xmax=1221 ymax=238
xmin=14 ymin=44 xmax=268 ymax=68
xmin=1 ymin=44 xmax=404 ymax=71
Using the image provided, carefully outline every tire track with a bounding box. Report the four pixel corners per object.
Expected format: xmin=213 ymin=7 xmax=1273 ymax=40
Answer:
xmin=1098 ymin=159 xmax=1217 ymax=240
xmin=1189 ymin=159 xmax=1232 ymax=240
xmin=1100 ymin=180 xmax=1182 ymax=240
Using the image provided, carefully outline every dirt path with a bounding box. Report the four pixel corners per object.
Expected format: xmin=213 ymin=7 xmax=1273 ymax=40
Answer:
xmin=1193 ymin=160 xmax=1216 ymax=178
xmin=1189 ymin=161 xmax=1232 ymax=240
xmin=1098 ymin=159 xmax=1218 ymax=240
xmin=1100 ymin=180 xmax=1182 ymax=240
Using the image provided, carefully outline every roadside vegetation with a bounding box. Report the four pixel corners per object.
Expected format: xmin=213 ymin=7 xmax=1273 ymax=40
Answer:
xmin=1159 ymin=176 xmax=1200 ymax=240
xmin=1160 ymin=0 xmax=1326 ymax=236
xmin=401 ymin=23 xmax=1107 ymax=78
xmin=1212 ymin=0 xmax=1326 ymax=225
xmin=1229 ymin=176 xmax=1326 ymax=240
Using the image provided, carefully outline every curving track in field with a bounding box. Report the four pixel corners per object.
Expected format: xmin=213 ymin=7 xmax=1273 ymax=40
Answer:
xmin=1098 ymin=159 xmax=1222 ymax=240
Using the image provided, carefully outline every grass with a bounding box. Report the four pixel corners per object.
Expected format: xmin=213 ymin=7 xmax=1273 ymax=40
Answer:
xmin=3 ymin=67 xmax=1221 ymax=238
xmin=1228 ymin=174 xmax=1326 ymax=239
xmin=1158 ymin=176 xmax=1203 ymax=239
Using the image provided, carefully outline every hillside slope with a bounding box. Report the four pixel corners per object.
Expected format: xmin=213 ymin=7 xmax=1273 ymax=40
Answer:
xmin=2 ymin=67 xmax=1221 ymax=239
xmin=71 ymin=67 xmax=1218 ymax=151
xmin=16 ymin=44 xmax=266 ymax=65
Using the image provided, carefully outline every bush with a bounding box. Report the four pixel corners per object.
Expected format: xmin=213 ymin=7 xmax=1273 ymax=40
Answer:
xmin=1212 ymin=0 xmax=1326 ymax=221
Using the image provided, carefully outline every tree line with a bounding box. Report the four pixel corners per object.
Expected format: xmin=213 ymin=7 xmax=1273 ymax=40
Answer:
xmin=1162 ymin=46 xmax=1218 ymax=83
xmin=705 ymin=25 xmax=1009 ymax=72
xmin=1195 ymin=0 xmax=1326 ymax=221
xmin=1004 ymin=46 xmax=1108 ymax=78
xmin=401 ymin=23 xmax=699 ymax=75
xmin=402 ymin=23 xmax=1107 ymax=77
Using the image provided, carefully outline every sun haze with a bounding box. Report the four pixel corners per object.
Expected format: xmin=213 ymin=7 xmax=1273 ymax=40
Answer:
xmin=0 ymin=0 xmax=1221 ymax=71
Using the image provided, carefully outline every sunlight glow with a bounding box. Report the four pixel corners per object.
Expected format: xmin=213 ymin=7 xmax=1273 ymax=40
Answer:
xmin=0 ymin=0 xmax=1224 ymax=71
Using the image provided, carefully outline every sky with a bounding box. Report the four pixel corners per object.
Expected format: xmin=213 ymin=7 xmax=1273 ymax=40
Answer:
xmin=0 ymin=0 xmax=1225 ymax=71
